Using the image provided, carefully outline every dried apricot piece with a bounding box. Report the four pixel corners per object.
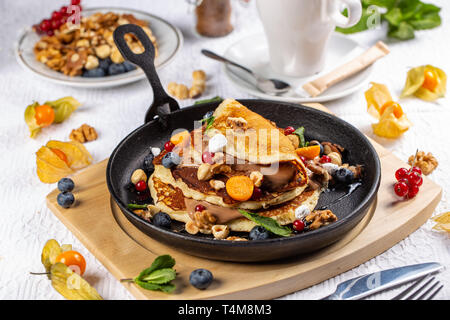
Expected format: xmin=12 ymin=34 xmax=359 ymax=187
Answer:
xmin=226 ymin=176 xmax=254 ymax=201
xmin=296 ymin=145 xmax=321 ymax=160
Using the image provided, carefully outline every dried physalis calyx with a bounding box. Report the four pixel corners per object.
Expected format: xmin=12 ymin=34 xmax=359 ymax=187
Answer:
xmin=431 ymin=212 xmax=450 ymax=234
xmin=408 ymin=151 xmax=438 ymax=175
xmin=69 ymin=124 xmax=98 ymax=143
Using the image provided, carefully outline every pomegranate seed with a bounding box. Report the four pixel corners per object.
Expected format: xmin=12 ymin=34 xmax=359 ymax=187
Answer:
xmin=202 ymin=151 xmax=215 ymax=164
xmin=293 ymin=219 xmax=305 ymax=232
xmin=406 ymin=171 xmax=422 ymax=186
xmin=394 ymin=181 xmax=409 ymax=197
xmin=51 ymin=10 xmax=62 ymax=21
xmin=71 ymin=0 xmax=81 ymax=5
xmin=395 ymin=168 xmax=409 ymax=181
xmin=251 ymin=187 xmax=262 ymax=200
xmin=299 ymin=156 xmax=307 ymax=165
xmin=164 ymin=141 xmax=174 ymax=152
xmin=406 ymin=184 xmax=419 ymax=199
xmin=320 ymin=155 xmax=331 ymax=164
xmin=411 ymin=166 xmax=422 ymax=175
xmin=195 ymin=204 xmax=205 ymax=212
xmin=135 ymin=180 xmax=147 ymax=192
xmin=40 ymin=19 xmax=51 ymax=32
xmin=284 ymin=126 xmax=295 ymax=135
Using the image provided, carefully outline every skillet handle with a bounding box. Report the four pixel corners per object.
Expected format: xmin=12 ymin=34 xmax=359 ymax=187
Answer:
xmin=113 ymin=24 xmax=179 ymax=123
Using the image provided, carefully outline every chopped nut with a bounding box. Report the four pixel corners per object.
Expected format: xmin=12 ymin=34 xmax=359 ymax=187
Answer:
xmin=69 ymin=124 xmax=98 ymax=143
xmin=185 ymin=221 xmax=199 ymax=235
xmin=95 ymin=44 xmax=111 ymax=59
xmin=321 ymin=142 xmax=344 ymax=155
xmin=212 ymin=152 xmax=224 ymax=164
xmin=327 ymin=152 xmax=342 ymax=166
xmin=189 ymin=70 xmax=206 ymax=98
xmin=212 ymin=225 xmax=230 ymax=239
xmin=211 ymin=164 xmax=231 ymax=175
xmin=305 ymin=209 xmax=337 ymax=230
xmin=209 ymin=179 xmax=225 ymax=190
xmin=168 ymin=82 xmax=189 ymax=100
xmin=197 ymin=163 xmax=214 ymax=181
xmin=408 ymin=151 xmax=438 ymax=175
xmin=76 ymin=39 xmax=90 ymax=47
xmin=249 ymin=171 xmax=263 ymax=187
xmin=131 ymin=169 xmax=147 ymax=185
xmin=287 ymin=134 xmax=300 ymax=148
xmin=110 ymin=46 xmax=124 ymax=63
xmin=84 ymin=55 xmax=99 ymax=70
xmin=189 ymin=209 xmax=216 ymax=233
xmin=226 ymin=236 xmax=248 ymax=241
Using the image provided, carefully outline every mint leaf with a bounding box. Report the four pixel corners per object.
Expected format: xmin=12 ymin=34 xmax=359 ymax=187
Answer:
xmin=201 ymin=116 xmax=215 ymax=132
xmin=409 ymin=12 xmax=441 ymax=30
xmin=137 ymin=255 xmax=175 ymax=280
xmin=384 ymin=8 xmax=403 ymax=26
xmin=141 ymin=268 xmax=176 ymax=284
xmin=238 ymin=209 xmax=292 ymax=237
xmin=293 ymin=127 xmax=306 ymax=148
xmin=134 ymin=279 xmax=176 ymax=293
xmin=389 ymin=21 xmax=415 ymax=40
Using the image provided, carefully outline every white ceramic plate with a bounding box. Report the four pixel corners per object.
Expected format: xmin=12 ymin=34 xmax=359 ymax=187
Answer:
xmin=223 ymin=33 xmax=374 ymax=103
xmin=15 ymin=7 xmax=183 ymax=88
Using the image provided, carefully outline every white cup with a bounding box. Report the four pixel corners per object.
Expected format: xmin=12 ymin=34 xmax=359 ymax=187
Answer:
xmin=256 ymin=0 xmax=362 ymax=77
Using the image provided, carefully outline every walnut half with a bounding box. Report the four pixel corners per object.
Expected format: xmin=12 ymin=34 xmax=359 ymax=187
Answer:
xmin=408 ymin=151 xmax=438 ymax=175
xmin=69 ymin=124 xmax=98 ymax=143
xmin=305 ymin=209 xmax=337 ymax=230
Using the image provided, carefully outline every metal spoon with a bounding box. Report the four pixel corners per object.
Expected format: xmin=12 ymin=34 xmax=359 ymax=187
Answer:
xmin=201 ymin=49 xmax=291 ymax=95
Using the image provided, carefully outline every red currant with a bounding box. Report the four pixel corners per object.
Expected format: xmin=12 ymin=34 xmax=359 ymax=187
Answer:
xmin=406 ymin=184 xmax=419 ymax=199
xmin=411 ymin=166 xmax=422 ymax=175
xmin=46 ymin=30 xmax=54 ymax=36
xmin=164 ymin=141 xmax=174 ymax=152
xmin=395 ymin=168 xmax=408 ymax=181
xmin=251 ymin=187 xmax=263 ymax=200
xmin=202 ymin=151 xmax=215 ymax=164
xmin=135 ymin=180 xmax=147 ymax=192
xmin=406 ymin=171 xmax=422 ymax=186
xmin=320 ymin=155 xmax=331 ymax=164
xmin=293 ymin=219 xmax=305 ymax=232
xmin=40 ymin=19 xmax=51 ymax=32
xmin=71 ymin=0 xmax=81 ymax=5
xmin=60 ymin=6 xmax=69 ymax=16
xmin=284 ymin=126 xmax=295 ymax=135
xmin=51 ymin=10 xmax=63 ymax=21
xmin=195 ymin=204 xmax=205 ymax=212
xmin=394 ymin=181 xmax=409 ymax=197
xmin=51 ymin=19 xmax=62 ymax=30
xmin=299 ymin=156 xmax=307 ymax=165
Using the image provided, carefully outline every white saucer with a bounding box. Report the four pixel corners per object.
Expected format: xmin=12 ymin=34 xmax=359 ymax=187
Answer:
xmin=223 ymin=33 xmax=374 ymax=103
xmin=15 ymin=7 xmax=183 ymax=88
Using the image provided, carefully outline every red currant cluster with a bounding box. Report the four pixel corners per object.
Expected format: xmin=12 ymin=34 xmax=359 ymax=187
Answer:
xmin=394 ymin=166 xmax=423 ymax=199
xmin=34 ymin=0 xmax=82 ymax=36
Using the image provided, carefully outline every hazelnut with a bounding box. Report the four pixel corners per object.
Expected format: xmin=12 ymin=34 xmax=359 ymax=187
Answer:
xmin=185 ymin=221 xmax=199 ymax=235
xmin=84 ymin=55 xmax=99 ymax=70
xmin=212 ymin=225 xmax=230 ymax=240
xmin=249 ymin=171 xmax=263 ymax=187
xmin=209 ymin=179 xmax=225 ymax=190
xmin=94 ymin=44 xmax=111 ymax=59
xmin=131 ymin=169 xmax=147 ymax=185
xmin=76 ymin=39 xmax=90 ymax=48
xmin=328 ymin=152 xmax=342 ymax=166
xmin=110 ymin=47 xmax=124 ymax=63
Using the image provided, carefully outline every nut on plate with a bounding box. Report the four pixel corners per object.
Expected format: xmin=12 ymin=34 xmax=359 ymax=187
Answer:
xmin=209 ymin=179 xmax=225 ymax=190
xmin=211 ymin=225 xmax=230 ymax=239
xmin=85 ymin=55 xmax=99 ymax=70
xmin=327 ymin=152 xmax=342 ymax=166
xmin=226 ymin=236 xmax=248 ymax=241
xmin=185 ymin=221 xmax=199 ymax=235
xmin=408 ymin=151 xmax=438 ymax=175
xmin=197 ymin=163 xmax=214 ymax=181
xmin=305 ymin=209 xmax=337 ymax=230
xmin=131 ymin=169 xmax=147 ymax=185
xmin=249 ymin=171 xmax=263 ymax=187
xmin=69 ymin=124 xmax=98 ymax=143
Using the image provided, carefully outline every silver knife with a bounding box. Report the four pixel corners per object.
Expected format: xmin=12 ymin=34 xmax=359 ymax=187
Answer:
xmin=321 ymin=262 xmax=444 ymax=300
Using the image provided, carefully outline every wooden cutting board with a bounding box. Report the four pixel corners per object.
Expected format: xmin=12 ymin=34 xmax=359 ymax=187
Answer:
xmin=46 ymin=103 xmax=442 ymax=300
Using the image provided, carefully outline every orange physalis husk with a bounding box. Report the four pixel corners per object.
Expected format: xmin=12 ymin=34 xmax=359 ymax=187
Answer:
xmin=365 ymin=82 xmax=393 ymax=119
xmin=371 ymin=104 xmax=412 ymax=139
xmin=36 ymin=140 xmax=92 ymax=183
xmin=431 ymin=212 xmax=450 ymax=234
xmin=401 ymin=65 xmax=446 ymax=101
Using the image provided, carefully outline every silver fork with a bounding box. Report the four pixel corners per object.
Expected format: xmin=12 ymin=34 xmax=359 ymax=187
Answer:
xmin=391 ymin=275 xmax=444 ymax=300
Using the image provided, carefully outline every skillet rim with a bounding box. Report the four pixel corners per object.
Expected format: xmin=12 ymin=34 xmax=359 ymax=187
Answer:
xmin=106 ymin=99 xmax=381 ymax=248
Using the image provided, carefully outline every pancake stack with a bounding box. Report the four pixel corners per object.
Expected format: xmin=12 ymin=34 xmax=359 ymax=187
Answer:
xmin=148 ymin=99 xmax=324 ymax=233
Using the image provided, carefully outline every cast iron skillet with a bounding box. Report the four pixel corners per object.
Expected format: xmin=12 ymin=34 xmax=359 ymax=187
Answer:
xmin=107 ymin=24 xmax=381 ymax=262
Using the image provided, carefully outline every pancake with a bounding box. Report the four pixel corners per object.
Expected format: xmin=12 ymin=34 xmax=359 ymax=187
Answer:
xmin=148 ymin=174 xmax=321 ymax=232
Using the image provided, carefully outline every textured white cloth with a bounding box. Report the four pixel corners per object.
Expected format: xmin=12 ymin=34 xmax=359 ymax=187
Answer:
xmin=0 ymin=0 xmax=449 ymax=300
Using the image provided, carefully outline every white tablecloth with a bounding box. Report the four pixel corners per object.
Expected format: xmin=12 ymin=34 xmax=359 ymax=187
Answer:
xmin=1 ymin=0 xmax=449 ymax=300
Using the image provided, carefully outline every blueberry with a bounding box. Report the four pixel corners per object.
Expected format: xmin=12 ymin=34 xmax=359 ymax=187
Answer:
xmin=98 ymin=58 xmax=112 ymax=71
xmin=162 ymin=152 xmax=181 ymax=169
xmin=143 ymin=153 xmax=155 ymax=173
xmin=123 ymin=61 xmax=137 ymax=72
xmin=334 ymin=168 xmax=354 ymax=184
xmin=57 ymin=192 xmax=75 ymax=208
xmin=249 ymin=226 xmax=270 ymax=240
xmin=82 ymin=68 xmax=105 ymax=77
xmin=152 ymin=212 xmax=171 ymax=228
xmin=57 ymin=178 xmax=74 ymax=192
xmin=108 ymin=63 xmax=126 ymax=76
xmin=203 ymin=111 xmax=214 ymax=120
xmin=189 ymin=269 xmax=213 ymax=290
